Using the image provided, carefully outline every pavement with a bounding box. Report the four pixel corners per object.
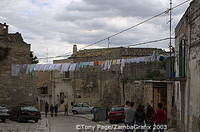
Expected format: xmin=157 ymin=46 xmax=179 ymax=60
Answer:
xmin=0 ymin=112 xmax=179 ymax=132
xmin=69 ymin=113 xmax=179 ymax=132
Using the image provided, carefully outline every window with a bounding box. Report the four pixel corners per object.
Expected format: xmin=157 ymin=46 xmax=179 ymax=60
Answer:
xmin=179 ymin=40 xmax=186 ymax=77
xmin=40 ymin=86 xmax=48 ymax=94
xmin=63 ymin=71 xmax=70 ymax=78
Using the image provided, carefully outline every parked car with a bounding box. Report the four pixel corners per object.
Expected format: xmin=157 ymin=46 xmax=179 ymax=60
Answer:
xmin=109 ymin=106 xmax=125 ymax=124
xmin=0 ymin=105 xmax=10 ymax=122
xmin=9 ymin=106 xmax=41 ymax=123
xmin=72 ymin=103 xmax=94 ymax=114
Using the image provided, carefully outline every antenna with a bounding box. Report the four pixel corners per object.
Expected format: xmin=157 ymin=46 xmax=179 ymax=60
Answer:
xmin=169 ymin=0 xmax=173 ymax=77
xmin=47 ymin=48 xmax=49 ymax=63
xmin=107 ymin=37 xmax=111 ymax=48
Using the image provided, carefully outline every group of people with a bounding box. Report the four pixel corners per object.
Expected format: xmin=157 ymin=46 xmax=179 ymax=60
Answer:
xmin=124 ymin=101 xmax=167 ymax=132
xmin=44 ymin=102 xmax=59 ymax=117
xmin=44 ymin=102 xmax=69 ymax=117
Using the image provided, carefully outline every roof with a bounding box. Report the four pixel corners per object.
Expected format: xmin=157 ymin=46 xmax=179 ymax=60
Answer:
xmin=69 ymin=47 xmax=167 ymax=62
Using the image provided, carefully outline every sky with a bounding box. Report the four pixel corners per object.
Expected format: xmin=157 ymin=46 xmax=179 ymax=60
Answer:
xmin=0 ymin=0 xmax=191 ymax=63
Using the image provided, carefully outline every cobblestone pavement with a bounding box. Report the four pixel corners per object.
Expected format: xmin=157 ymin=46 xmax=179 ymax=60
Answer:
xmin=0 ymin=116 xmax=105 ymax=132
xmin=0 ymin=119 xmax=46 ymax=132
xmin=0 ymin=115 xmax=177 ymax=132
xmin=48 ymin=115 xmax=106 ymax=132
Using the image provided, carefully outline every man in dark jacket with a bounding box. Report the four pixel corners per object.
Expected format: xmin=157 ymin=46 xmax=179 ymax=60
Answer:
xmin=45 ymin=102 xmax=49 ymax=117
xmin=54 ymin=104 xmax=58 ymax=116
xmin=64 ymin=103 xmax=68 ymax=116
xmin=50 ymin=104 xmax=54 ymax=117
xmin=135 ymin=105 xmax=146 ymax=132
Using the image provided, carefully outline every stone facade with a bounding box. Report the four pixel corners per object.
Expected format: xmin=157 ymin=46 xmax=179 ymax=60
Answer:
xmin=175 ymin=0 xmax=200 ymax=131
xmin=52 ymin=46 xmax=171 ymax=110
xmin=35 ymin=72 xmax=53 ymax=111
xmin=0 ymin=23 xmax=36 ymax=106
xmin=36 ymin=70 xmax=74 ymax=112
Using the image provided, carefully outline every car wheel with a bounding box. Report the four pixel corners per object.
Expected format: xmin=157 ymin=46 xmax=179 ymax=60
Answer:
xmin=17 ymin=116 xmax=22 ymax=122
xmin=109 ymin=120 xmax=114 ymax=124
xmin=1 ymin=118 xmax=6 ymax=122
xmin=90 ymin=110 xmax=93 ymax=114
xmin=34 ymin=119 xmax=38 ymax=123
xmin=72 ymin=110 xmax=78 ymax=114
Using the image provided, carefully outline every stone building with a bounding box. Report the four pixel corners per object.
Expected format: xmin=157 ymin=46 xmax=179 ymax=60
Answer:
xmin=175 ymin=0 xmax=200 ymax=131
xmin=52 ymin=46 xmax=172 ymax=109
xmin=0 ymin=23 xmax=37 ymax=106
xmin=35 ymin=72 xmax=53 ymax=111
xmin=36 ymin=69 xmax=73 ymax=112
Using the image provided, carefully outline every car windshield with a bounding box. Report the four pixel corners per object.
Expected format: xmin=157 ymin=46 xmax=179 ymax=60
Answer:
xmin=21 ymin=106 xmax=38 ymax=112
xmin=73 ymin=104 xmax=82 ymax=107
xmin=111 ymin=107 xmax=124 ymax=112
xmin=0 ymin=106 xmax=6 ymax=109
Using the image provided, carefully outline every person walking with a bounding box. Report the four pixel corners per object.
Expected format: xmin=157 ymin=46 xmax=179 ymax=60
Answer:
xmin=45 ymin=102 xmax=49 ymax=117
xmin=124 ymin=102 xmax=136 ymax=132
xmin=135 ymin=105 xmax=146 ymax=132
xmin=125 ymin=101 xmax=131 ymax=108
xmin=54 ymin=104 xmax=58 ymax=117
xmin=50 ymin=104 xmax=54 ymax=117
xmin=146 ymin=103 xmax=155 ymax=132
xmin=153 ymin=103 xmax=167 ymax=132
xmin=64 ymin=103 xmax=68 ymax=116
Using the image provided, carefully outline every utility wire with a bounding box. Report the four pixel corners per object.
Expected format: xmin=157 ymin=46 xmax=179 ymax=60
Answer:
xmin=38 ymin=0 xmax=190 ymax=60
xmin=128 ymin=37 xmax=175 ymax=47
xmin=79 ymin=0 xmax=190 ymax=50
xmin=38 ymin=37 xmax=174 ymax=59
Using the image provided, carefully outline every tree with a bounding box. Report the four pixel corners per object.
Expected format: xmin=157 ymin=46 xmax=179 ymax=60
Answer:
xmin=30 ymin=51 xmax=39 ymax=64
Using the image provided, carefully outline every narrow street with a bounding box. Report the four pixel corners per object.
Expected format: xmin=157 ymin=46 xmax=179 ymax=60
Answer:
xmin=48 ymin=116 xmax=103 ymax=132
xmin=0 ymin=115 xmax=176 ymax=132
xmin=0 ymin=115 xmax=107 ymax=132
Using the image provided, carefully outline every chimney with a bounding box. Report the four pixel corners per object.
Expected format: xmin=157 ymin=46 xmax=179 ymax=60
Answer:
xmin=0 ymin=23 xmax=8 ymax=35
xmin=73 ymin=44 xmax=77 ymax=54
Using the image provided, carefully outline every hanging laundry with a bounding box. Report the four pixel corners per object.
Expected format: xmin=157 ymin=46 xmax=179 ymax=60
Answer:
xmin=12 ymin=54 xmax=169 ymax=74
xmin=75 ymin=63 xmax=80 ymax=71
xmin=53 ymin=64 xmax=62 ymax=71
xmin=69 ymin=63 xmax=77 ymax=71
xmin=112 ymin=60 xmax=117 ymax=65
xmin=116 ymin=59 xmax=121 ymax=65
xmin=102 ymin=60 xmax=112 ymax=71
xmin=11 ymin=64 xmax=20 ymax=76
xmin=88 ymin=61 xmax=94 ymax=66
xmin=34 ymin=64 xmax=43 ymax=71
xmin=94 ymin=61 xmax=102 ymax=65
xmin=61 ymin=63 xmax=71 ymax=72
xmin=120 ymin=59 xmax=126 ymax=73
xmin=19 ymin=64 xmax=28 ymax=73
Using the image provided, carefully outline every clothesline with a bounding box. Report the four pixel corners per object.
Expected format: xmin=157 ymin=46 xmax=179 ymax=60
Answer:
xmin=11 ymin=54 xmax=167 ymax=76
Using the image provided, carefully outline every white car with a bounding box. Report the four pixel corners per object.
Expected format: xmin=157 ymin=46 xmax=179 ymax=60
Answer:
xmin=72 ymin=103 xmax=94 ymax=114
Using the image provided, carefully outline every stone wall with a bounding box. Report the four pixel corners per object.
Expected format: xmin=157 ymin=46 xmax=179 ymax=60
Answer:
xmin=71 ymin=60 xmax=169 ymax=108
xmin=53 ymin=47 xmax=171 ymax=111
xmin=0 ymin=25 xmax=36 ymax=106
xmin=175 ymin=0 xmax=200 ymax=131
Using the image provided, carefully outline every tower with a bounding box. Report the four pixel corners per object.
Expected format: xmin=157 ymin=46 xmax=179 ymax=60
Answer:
xmin=73 ymin=44 xmax=77 ymax=54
